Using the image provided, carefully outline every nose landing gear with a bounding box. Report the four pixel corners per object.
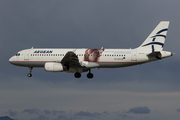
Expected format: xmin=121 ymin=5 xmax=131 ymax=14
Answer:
xmin=27 ymin=67 xmax=33 ymax=77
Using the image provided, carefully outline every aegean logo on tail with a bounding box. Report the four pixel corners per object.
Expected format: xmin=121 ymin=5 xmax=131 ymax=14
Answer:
xmin=142 ymin=28 xmax=168 ymax=51
xmin=142 ymin=28 xmax=168 ymax=47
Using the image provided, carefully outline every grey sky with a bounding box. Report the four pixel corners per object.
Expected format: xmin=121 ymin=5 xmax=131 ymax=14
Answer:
xmin=0 ymin=0 xmax=180 ymax=120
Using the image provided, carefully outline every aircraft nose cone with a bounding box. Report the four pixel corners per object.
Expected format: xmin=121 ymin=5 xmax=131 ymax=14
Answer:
xmin=9 ymin=56 xmax=15 ymax=64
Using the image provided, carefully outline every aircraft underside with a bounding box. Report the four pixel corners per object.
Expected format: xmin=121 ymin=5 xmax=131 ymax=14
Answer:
xmin=10 ymin=61 xmax=144 ymax=78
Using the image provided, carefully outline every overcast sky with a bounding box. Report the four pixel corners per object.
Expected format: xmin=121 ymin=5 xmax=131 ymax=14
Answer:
xmin=0 ymin=0 xmax=180 ymax=120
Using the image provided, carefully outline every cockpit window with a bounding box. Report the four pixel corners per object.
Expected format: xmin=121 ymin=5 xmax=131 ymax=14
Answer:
xmin=16 ymin=53 xmax=20 ymax=56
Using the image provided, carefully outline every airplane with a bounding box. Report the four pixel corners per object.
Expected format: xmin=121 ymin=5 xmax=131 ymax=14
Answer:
xmin=9 ymin=21 xmax=173 ymax=78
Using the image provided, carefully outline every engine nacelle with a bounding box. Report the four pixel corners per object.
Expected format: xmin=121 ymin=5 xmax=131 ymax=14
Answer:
xmin=44 ymin=62 xmax=64 ymax=72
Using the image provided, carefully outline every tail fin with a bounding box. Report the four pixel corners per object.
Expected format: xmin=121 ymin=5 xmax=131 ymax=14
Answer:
xmin=137 ymin=21 xmax=170 ymax=51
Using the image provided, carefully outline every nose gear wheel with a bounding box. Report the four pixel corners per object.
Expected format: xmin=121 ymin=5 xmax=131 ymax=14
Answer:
xmin=27 ymin=67 xmax=33 ymax=77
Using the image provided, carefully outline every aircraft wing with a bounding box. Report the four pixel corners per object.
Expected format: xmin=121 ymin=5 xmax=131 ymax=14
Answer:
xmin=61 ymin=51 xmax=82 ymax=67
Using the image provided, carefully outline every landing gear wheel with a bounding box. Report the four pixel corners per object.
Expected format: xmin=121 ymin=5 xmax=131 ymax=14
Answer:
xmin=87 ymin=73 xmax=94 ymax=79
xmin=74 ymin=72 xmax=81 ymax=78
xmin=87 ymin=69 xmax=93 ymax=79
xmin=27 ymin=67 xmax=33 ymax=77
xmin=27 ymin=73 xmax=32 ymax=77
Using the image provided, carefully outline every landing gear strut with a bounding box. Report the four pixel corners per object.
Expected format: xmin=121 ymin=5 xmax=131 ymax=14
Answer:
xmin=87 ymin=69 xmax=93 ymax=79
xmin=27 ymin=67 xmax=33 ymax=77
xmin=74 ymin=72 xmax=81 ymax=78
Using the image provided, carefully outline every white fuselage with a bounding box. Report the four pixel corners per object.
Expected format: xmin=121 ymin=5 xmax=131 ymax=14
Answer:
xmin=9 ymin=48 xmax=172 ymax=73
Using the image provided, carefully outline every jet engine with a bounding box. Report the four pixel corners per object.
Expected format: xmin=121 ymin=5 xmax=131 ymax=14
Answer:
xmin=44 ymin=62 xmax=64 ymax=72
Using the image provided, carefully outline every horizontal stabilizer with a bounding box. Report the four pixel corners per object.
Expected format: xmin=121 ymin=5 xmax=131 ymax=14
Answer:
xmin=147 ymin=51 xmax=162 ymax=59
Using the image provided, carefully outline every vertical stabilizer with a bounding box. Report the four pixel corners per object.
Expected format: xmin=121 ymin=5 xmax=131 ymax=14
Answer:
xmin=137 ymin=21 xmax=170 ymax=51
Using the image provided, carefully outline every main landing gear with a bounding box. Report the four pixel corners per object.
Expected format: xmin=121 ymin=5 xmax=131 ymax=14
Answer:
xmin=87 ymin=72 xmax=93 ymax=79
xmin=74 ymin=72 xmax=81 ymax=78
xmin=27 ymin=67 xmax=33 ymax=77
xmin=87 ymin=69 xmax=93 ymax=79
xmin=74 ymin=69 xmax=94 ymax=79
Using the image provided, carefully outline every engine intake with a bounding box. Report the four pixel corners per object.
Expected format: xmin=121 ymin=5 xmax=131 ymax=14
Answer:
xmin=44 ymin=62 xmax=64 ymax=72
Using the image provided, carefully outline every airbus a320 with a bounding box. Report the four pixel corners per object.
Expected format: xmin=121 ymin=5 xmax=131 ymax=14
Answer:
xmin=9 ymin=21 xmax=173 ymax=78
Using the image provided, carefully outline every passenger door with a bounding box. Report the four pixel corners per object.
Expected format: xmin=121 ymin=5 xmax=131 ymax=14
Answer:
xmin=131 ymin=50 xmax=137 ymax=61
xmin=24 ymin=51 xmax=30 ymax=60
